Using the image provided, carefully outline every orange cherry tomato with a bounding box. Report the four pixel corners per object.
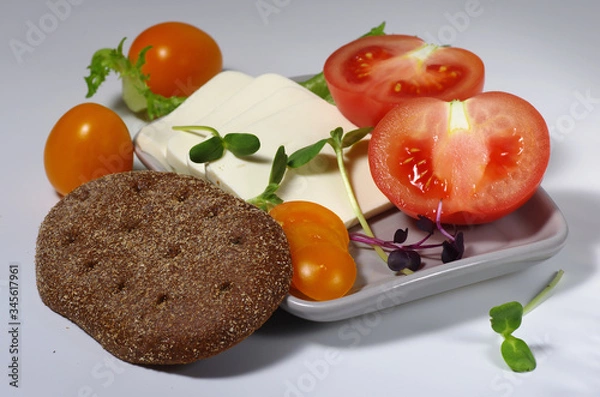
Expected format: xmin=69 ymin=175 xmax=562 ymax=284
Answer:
xmin=270 ymin=201 xmax=356 ymax=301
xmin=269 ymin=200 xmax=349 ymax=247
xmin=283 ymin=221 xmax=349 ymax=254
xmin=128 ymin=22 xmax=222 ymax=98
xmin=291 ymin=243 xmax=357 ymax=301
xmin=44 ymin=103 xmax=133 ymax=196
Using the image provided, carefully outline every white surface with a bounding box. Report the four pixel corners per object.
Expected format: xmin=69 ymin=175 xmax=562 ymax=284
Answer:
xmin=1 ymin=1 xmax=599 ymax=396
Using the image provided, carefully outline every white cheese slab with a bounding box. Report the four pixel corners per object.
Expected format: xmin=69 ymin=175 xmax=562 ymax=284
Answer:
xmin=165 ymin=131 xmax=207 ymax=174
xmin=183 ymin=85 xmax=320 ymax=178
xmin=204 ymin=98 xmax=392 ymax=227
xmin=166 ymin=74 xmax=310 ymax=174
xmin=192 ymin=73 xmax=304 ymax=129
xmin=221 ymin=85 xmax=319 ymax=132
xmin=134 ymin=70 xmax=255 ymax=171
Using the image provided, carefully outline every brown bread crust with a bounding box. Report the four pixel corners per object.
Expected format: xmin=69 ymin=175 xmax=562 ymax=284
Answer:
xmin=36 ymin=170 xmax=292 ymax=365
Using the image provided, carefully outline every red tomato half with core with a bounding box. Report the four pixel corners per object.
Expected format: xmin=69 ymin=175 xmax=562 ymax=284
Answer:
xmin=323 ymin=35 xmax=485 ymax=127
xmin=368 ymin=92 xmax=550 ymax=225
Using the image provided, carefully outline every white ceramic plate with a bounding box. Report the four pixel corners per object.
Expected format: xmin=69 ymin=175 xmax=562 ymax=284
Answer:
xmin=135 ymin=132 xmax=568 ymax=322
xmin=281 ymin=188 xmax=568 ymax=321
xmin=133 ymin=73 xmax=568 ymax=322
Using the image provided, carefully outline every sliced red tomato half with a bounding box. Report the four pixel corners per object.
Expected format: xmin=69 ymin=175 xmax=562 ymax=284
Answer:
xmin=323 ymin=35 xmax=485 ymax=127
xmin=368 ymin=92 xmax=550 ymax=225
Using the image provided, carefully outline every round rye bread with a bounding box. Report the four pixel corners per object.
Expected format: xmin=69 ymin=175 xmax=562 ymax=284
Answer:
xmin=35 ymin=170 xmax=292 ymax=365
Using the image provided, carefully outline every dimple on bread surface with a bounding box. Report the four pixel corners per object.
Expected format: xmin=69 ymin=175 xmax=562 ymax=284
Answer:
xmin=35 ymin=170 xmax=292 ymax=365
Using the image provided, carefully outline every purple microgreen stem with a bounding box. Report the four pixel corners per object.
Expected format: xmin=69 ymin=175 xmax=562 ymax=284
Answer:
xmin=350 ymin=232 xmax=446 ymax=252
xmin=435 ymin=199 xmax=456 ymax=242
xmin=350 ymin=199 xmax=466 ymax=271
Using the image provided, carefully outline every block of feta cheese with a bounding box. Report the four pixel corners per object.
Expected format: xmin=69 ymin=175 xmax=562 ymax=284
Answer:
xmin=167 ymin=83 xmax=319 ymax=175
xmin=134 ymin=71 xmax=392 ymax=227
xmin=134 ymin=70 xmax=255 ymax=171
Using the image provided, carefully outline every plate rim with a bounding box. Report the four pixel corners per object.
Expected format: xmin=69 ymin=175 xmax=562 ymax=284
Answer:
xmin=279 ymin=187 xmax=568 ymax=321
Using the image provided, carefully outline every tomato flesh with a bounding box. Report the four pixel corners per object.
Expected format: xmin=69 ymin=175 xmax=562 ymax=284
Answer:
xmin=368 ymin=92 xmax=550 ymax=225
xmin=128 ymin=22 xmax=222 ymax=98
xmin=324 ymin=35 xmax=485 ymax=127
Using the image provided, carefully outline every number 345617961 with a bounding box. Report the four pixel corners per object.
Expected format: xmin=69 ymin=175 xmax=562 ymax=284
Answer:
xmin=8 ymin=264 xmax=19 ymax=322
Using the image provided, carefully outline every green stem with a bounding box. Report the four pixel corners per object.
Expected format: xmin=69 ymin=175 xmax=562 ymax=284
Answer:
xmin=523 ymin=269 xmax=564 ymax=315
xmin=172 ymin=125 xmax=219 ymax=137
xmin=333 ymin=145 xmax=389 ymax=263
xmin=121 ymin=74 xmax=148 ymax=113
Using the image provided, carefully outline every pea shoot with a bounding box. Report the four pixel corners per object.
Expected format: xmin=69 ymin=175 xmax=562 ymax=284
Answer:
xmin=247 ymin=126 xmax=371 ymax=212
xmin=489 ymin=269 xmax=564 ymax=372
xmin=172 ymin=125 xmax=260 ymax=163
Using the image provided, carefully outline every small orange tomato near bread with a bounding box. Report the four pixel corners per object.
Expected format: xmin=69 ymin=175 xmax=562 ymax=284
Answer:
xmin=270 ymin=201 xmax=357 ymax=301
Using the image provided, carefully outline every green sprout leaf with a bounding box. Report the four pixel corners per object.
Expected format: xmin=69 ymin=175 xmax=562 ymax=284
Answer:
xmin=248 ymin=126 xmax=373 ymax=212
xmin=269 ymin=145 xmax=288 ymax=185
xmin=247 ymin=146 xmax=288 ymax=211
xmin=341 ymin=127 xmax=373 ymax=148
xmin=189 ymin=136 xmax=224 ymax=163
xmin=489 ymin=269 xmax=564 ymax=373
xmin=501 ymin=336 xmax=537 ymax=373
xmin=326 ymin=127 xmax=390 ymax=264
xmin=329 ymin=127 xmax=344 ymax=144
xmin=287 ymin=139 xmax=328 ymax=169
xmin=489 ymin=301 xmax=524 ymax=337
xmin=360 ymin=21 xmax=387 ymax=37
xmin=223 ymin=133 xmax=261 ymax=157
xmin=174 ymin=125 xmax=260 ymax=164
xmin=297 ymin=73 xmax=333 ymax=103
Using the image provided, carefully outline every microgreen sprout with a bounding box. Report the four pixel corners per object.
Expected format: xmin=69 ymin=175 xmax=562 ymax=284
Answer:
xmin=350 ymin=200 xmax=465 ymax=273
xmin=172 ymin=125 xmax=260 ymax=163
xmin=247 ymin=145 xmax=289 ymax=210
xmin=248 ymin=127 xmax=371 ymax=211
xmin=489 ymin=269 xmax=564 ymax=372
